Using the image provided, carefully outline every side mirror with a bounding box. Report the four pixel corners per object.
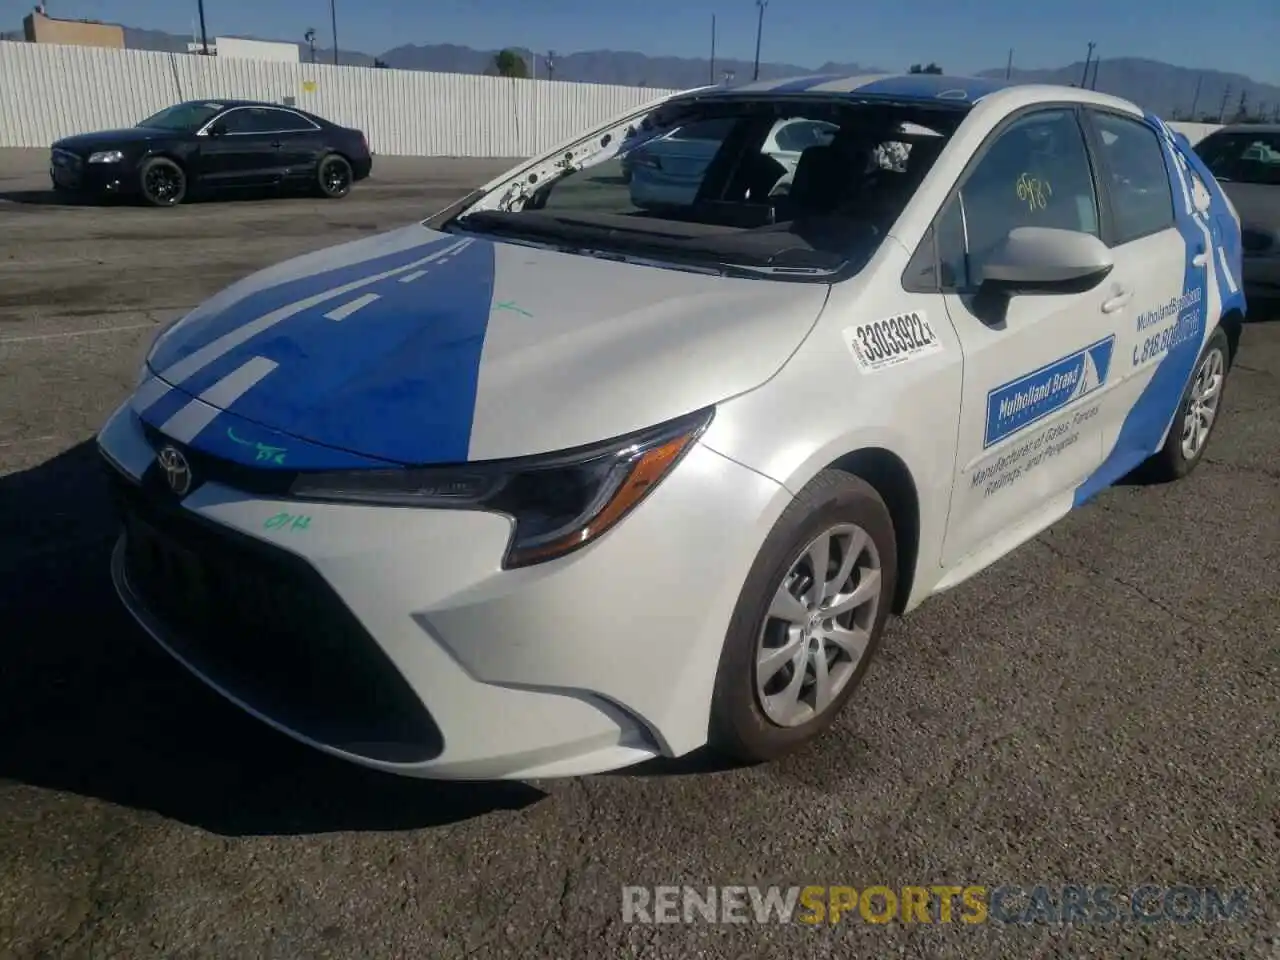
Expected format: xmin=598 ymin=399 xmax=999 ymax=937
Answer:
xmin=207 ymin=122 xmax=226 ymax=138
xmin=979 ymin=226 xmax=1114 ymax=296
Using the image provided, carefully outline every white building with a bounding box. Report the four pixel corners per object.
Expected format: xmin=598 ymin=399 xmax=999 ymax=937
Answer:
xmin=186 ymin=36 xmax=299 ymax=62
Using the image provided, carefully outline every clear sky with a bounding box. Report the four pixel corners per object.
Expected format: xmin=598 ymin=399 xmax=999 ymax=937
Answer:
xmin=7 ymin=0 xmax=1279 ymax=84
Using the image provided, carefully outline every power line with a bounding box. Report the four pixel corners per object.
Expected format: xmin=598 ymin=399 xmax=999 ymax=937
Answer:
xmin=1080 ymin=41 xmax=1095 ymax=87
xmin=752 ymin=0 xmax=768 ymax=82
xmin=329 ymin=0 xmax=339 ymax=66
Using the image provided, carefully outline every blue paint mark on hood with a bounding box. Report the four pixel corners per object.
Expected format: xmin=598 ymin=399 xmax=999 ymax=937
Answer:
xmin=148 ymin=228 xmax=459 ymax=373
xmin=140 ymin=227 xmax=498 ymax=466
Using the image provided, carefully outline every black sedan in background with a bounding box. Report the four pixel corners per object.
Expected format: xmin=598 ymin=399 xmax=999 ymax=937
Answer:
xmin=49 ymin=99 xmax=373 ymax=207
xmin=1194 ymin=123 xmax=1280 ymax=304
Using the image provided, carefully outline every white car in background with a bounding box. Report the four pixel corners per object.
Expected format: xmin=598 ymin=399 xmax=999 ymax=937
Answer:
xmin=99 ymin=72 xmax=1246 ymax=781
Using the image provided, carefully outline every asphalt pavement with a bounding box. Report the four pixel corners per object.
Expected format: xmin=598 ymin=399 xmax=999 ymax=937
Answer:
xmin=0 ymin=147 xmax=1277 ymax=960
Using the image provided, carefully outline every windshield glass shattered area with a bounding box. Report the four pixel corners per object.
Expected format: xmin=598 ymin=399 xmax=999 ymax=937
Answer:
xmin=453 ymin=99 xmax=965 ymax=279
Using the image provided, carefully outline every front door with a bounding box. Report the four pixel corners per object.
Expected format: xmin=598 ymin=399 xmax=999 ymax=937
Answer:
xmin=197 ymin=107 xmax=281 ymax=187
xmin=938 ymin=107 xmax=1120 ymax=567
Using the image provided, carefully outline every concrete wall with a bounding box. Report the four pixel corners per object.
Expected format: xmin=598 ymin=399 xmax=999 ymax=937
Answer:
xmin=0 ymin=40 xmax=1221 ymax=157
xmin=0 ymin=41 xmax=680 ymax=156
xmin=21 ymin=13 xmax=123 ymax=49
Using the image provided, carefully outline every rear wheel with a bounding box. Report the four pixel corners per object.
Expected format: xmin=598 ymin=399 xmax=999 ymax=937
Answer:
xmin=1143 ymin=325 xmax=1230 ymax=481
xmin=139 ymin=157 xmax=186 ymax=207
xmin=317 ymin=154 xmax=353 ymax=199
xmin=709 ymin=470 xmax=897 ymax=763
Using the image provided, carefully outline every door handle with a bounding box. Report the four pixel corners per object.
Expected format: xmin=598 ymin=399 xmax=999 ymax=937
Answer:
xmin=1100 ymin=288 xmax=1132 ymax=313
xmin=271 ymin=140 xmax=283 ymax=149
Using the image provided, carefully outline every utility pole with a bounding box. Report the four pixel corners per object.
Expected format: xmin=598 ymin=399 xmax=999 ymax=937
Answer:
xmin=1089 ymin=53 xmax=1100 ymax=90
xmin=547 ymin=50 xmax=556 ymax=81
xmin=752 ymin=0 xmax=768 ymax=82
xmin=1080 ymin=41 xmax=1095 ymax=87
xmin=1236 ymin=88 xmax=1248 ymax=121
xmin=1188 ymin=74 xmax=1204 ymax=120
xmin=196 ymin=0 xmax=209 ymax=55
xmin=710 ymin=15 xmax=716 ymax=85
xmin=329 ymin=0 xmax=339 ymax=66
xmin=1218 ymin=84 xmax=1232 ymax=123
xmin=305 ymin=28 xmax=316 ymax=63
xmin=1004 ymin=48 xmax=1014 ymax=80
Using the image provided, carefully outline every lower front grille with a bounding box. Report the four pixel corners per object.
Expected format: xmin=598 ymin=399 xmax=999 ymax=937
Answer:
xmin=106 ymin=461 xmax=444 ymax=765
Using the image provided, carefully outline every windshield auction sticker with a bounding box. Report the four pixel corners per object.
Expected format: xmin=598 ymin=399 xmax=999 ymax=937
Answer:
xmin=844 ymin=310 xmax=944 ymax=372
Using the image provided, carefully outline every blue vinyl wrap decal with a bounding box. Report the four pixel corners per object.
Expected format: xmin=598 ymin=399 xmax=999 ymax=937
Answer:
xmin=769 ymin=74 xmax=857 ymax=93
xmin=137 ymin=231 xmax=500 ymax=466
xmin=1072 ymin=114 xmax=1246 ymax=505
xmin=148 ymin=231 xmax=457 ymax=373
xmin=985 ymin=336 xmax=1115 ymax=448
xmin=852 ymin=74 xmax=1014 ymax=101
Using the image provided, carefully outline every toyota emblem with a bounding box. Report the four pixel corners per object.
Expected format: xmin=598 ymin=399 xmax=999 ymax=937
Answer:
xmin=157 ymin=445 xmax=193 ymax=496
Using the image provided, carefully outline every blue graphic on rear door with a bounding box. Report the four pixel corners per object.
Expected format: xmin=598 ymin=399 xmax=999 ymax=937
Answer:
xmin=984 ymin=336 xmax=1116 ymax=448
xmin=1071 ymin=114 xmax=1246 ymax=506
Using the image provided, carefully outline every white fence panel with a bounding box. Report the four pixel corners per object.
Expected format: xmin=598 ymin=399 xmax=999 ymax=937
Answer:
xmin=0 ymin=40 xmax=682 ymax=155
xmin=0 ymin=42 xmax=1222 ymax=156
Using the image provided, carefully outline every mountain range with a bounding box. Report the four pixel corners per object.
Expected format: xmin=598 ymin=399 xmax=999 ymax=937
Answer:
xmin=10 ymin=21 xmax=1280 ymax=122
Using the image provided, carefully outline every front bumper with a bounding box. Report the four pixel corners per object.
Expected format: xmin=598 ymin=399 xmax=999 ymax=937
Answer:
xmin=50 ymin=149 xmax=136 ymax=196
xmin=97 ymin=401 xmax=790 ymax=779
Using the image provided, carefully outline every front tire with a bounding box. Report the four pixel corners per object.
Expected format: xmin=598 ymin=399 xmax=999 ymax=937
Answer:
xmin=316 ymin=154 xmax=353 ymax=199
xmin=139 ymin=157 xmax=186 ymax=207
xmin=709 ymin=470 xmax=897 ymax=763
xmin=1143 ymin=325 xmax=1230 ymax=482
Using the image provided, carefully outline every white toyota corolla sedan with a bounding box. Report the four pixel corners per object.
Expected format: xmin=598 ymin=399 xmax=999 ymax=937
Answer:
xmin=98 ymin=73 xmax=1246 ymax=780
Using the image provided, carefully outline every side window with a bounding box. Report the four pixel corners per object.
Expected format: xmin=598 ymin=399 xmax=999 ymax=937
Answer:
xmin=957 ymin=109 xmax=1099 ymax=287
xmin=265 ymin=109 xmax=317 ymax=133
xmin=1088 ymin=112 xmax=1175 ymax=244
xmin=902 ymin=194 xmax=967 ymax=292
xmin=220 ymin=108 xmax=277 ymax=135
xmin=935 ymin=196 xmax=969 ymax=289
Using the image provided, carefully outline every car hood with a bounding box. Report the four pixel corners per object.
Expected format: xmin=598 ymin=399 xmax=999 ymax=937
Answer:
xmin=54 ymin=128 xmax=169 ymax=152
xmin=136 ymin=224 xmax=830 ymax=469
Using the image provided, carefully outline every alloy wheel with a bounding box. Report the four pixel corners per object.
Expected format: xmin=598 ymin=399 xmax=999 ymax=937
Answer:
xmin=145 ymin=166 xmax=180 ymax=204
xmin=755 ymin=523 xmax=882 ymax=727
xmin=1181 ymin=345 xmax=1225 ymax=460
xmin=324 ymin=160 xmax=351 ymax=195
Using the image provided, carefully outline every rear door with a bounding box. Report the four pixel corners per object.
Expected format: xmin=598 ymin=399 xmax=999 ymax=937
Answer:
xmin=258 ymin=108 xmax=326 ymax=184
xmin=1072 ymin=108 xmax=1189 ymax=499
xmin=937 ymin=107 xmax=1119 ymax=567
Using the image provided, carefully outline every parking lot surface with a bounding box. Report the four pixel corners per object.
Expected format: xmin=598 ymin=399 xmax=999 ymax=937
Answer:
xmin=1 ymin=147 xmax=1277 ymax=959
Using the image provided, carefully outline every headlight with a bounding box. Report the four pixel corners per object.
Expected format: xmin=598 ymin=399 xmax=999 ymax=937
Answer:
xmin=289 ymin=407 xmax=714 ymax=568
xmin=88 ymin=150 xmax=124 ymax=164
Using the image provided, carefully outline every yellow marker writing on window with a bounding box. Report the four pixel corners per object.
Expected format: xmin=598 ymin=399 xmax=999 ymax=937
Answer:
xmin=1016 ymin=172 xmax=1053 ymax=211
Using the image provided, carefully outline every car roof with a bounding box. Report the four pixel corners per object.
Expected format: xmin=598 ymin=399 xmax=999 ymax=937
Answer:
xmin=692 ymin=72 xmax=1143 ymax=113
xmin=1213 ymin=122 xmax=1280 ymax=135
xmin=184 ymin=98 xmax=315 ymax=112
